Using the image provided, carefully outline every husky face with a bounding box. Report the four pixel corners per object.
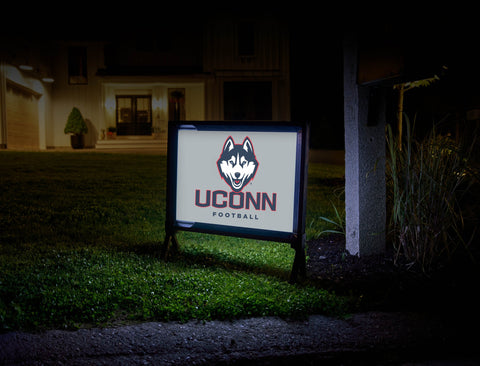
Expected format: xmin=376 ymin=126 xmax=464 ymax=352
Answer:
xmin=217 ymin=136 xmax=258 ymax=192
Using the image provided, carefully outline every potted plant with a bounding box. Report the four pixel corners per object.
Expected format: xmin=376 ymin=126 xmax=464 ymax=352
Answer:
xmin=107 ymin=126 xmax=117 ymax=139
xmin=64 ymin=107 xmax=88 ymax=149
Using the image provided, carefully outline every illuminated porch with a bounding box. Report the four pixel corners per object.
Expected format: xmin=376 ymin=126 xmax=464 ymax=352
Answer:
xmin=95 ymin=135 xmax=167 ymax=152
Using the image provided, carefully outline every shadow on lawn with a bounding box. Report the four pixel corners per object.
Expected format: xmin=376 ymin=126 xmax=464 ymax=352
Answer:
xmin=177 ymin=250 xmax=291 ymax=280
xmin=117 ymin=240 xmax=292 ymax=281
xmin=114 ymin=234 xmax=480 ymax=315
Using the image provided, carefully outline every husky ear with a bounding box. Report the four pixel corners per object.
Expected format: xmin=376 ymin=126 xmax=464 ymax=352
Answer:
xmin=223 ymin=137 xmax=235 ymax=152
xmin=242 ymin=137 xmax=254 ymax=153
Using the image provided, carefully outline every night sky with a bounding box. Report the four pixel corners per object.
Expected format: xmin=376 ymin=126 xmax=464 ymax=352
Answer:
xmin=3 ymin=6 xmax=479 ymax=148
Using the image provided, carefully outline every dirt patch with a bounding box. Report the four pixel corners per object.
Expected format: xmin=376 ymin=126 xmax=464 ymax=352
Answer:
xmin=306 ymin=234 xmax=480 ymax=313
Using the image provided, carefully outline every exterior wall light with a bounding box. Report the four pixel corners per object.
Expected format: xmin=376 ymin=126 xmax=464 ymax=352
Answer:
xmin=19 ymin=64 xmax=34 ymax=71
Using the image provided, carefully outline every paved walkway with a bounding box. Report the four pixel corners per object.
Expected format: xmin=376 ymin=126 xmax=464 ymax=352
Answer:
xmin=1 ymin=312 xmax=479 ymax=365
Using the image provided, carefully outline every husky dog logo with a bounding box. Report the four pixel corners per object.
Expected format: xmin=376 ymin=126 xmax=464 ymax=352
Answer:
xmin=217 ymin=136 xmax=259 ymax=192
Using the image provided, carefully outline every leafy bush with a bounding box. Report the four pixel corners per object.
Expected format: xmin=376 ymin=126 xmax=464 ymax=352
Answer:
xmin=386 ymin=117 xmax=478 ymax=272
xmin=64 ymin=107 xmax=88 ymax=135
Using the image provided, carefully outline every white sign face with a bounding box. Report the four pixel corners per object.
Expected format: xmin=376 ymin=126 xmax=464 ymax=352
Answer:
xmin=175 ymin=129 xmax=298 ymax=233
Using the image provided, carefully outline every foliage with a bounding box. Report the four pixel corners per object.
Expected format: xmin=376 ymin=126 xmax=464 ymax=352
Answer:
xmin=386 ymin=116 xmax=478 ymax=273
xmin=316 ymin=188 xmax=345 ymax=238
xmin=306 ymin=164 xmax=345 ymax=239
xmin=393 ymin=72 xmax=443 ymax=149
xmin=0 ymin=152 xmax=347 ymax=331
xmin=393 ymin=75 xmax=440 ymax=93
xmin=64 ymin=107 xmax=88 ymax=135
xmin=317 ymin=204 xmax=345 ymax=237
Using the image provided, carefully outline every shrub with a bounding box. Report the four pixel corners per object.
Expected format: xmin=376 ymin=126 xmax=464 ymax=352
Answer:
xmin=386 ymin=116 xmax=478 ymax=273
xmin=64 ymin=107 xmax=88 ymax=135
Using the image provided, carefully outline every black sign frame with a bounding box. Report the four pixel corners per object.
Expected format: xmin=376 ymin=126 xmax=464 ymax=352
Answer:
xmin=162 ymin=121 xmax=309 ymax=282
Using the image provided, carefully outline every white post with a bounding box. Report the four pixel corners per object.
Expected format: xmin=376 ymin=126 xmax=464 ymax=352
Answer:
xmin=343 ymin=34 xmax=386 ymax=256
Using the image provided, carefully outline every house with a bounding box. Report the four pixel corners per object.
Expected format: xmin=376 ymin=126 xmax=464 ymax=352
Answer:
xmin=0 ymin=13 xmax=291 ymax=151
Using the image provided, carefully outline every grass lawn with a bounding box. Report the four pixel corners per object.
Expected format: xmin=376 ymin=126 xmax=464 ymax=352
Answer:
xmin=0 ymin=151 xmax=346 ymax=331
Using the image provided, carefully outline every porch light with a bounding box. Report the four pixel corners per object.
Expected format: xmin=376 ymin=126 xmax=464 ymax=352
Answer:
xmin=42 ymin=76 xmax=54 ymax=83
xmin=152 ymin=97 xmax=164 ymax=111
xmin=105 ymin=96 xmax=115 ymax=111
xmin=19 ymin=64 xmax=34 ymax=71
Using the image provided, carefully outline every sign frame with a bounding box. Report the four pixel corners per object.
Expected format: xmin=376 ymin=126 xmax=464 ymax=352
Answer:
xmin=162 ymin=121 xmax=309 ymax=282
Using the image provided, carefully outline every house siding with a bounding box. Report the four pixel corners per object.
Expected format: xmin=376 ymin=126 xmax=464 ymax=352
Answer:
xmin=49 ymin=43 xmax=104 ymax=148
xmin=1 ymin=15 xmax=290 ymax=150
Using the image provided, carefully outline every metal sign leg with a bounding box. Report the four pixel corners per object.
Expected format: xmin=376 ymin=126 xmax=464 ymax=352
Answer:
xmin=289 ymin=236 xmax=306 ymax=284
xmin=161 ymin=230 xmax=179 ymax=260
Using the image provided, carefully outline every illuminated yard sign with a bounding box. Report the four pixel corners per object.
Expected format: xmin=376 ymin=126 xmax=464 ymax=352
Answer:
xmin=163 ymin=121 xmax=309 ymax=281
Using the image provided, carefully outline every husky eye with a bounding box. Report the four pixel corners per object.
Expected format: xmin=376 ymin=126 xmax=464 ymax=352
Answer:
xmin=240 ymin=157 xmax=247 ymax=167
xmin=228 ymin=158 xmax=235 ymax=167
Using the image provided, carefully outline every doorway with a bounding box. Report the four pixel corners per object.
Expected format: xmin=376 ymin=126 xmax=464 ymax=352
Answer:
xmin=116 ymin=95 xmax=152 ymax=136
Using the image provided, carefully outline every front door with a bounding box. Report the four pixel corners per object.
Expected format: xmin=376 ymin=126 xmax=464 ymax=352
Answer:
xmin=116 ymin=95 xmax=152 ymax=136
